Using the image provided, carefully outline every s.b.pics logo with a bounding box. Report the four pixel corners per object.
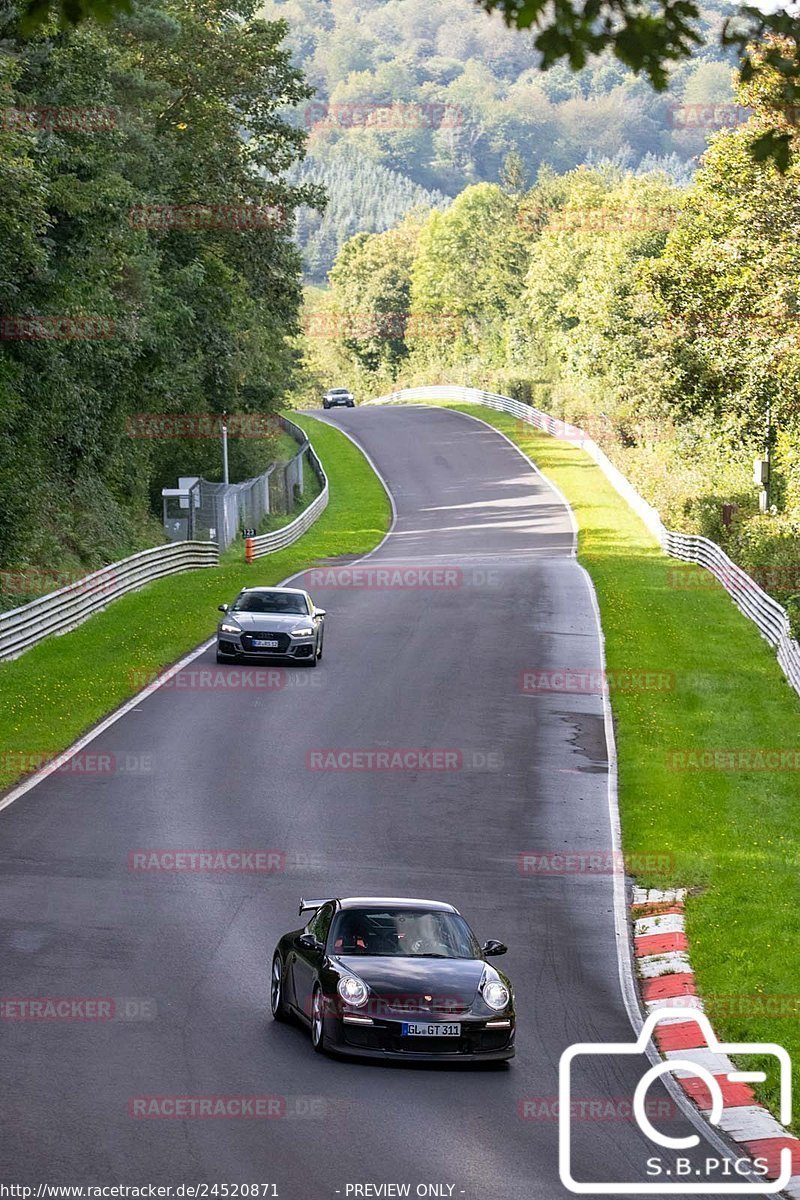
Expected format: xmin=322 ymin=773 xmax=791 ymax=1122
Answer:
xmin=558 ymin=1009 xmax=792 ymax=1193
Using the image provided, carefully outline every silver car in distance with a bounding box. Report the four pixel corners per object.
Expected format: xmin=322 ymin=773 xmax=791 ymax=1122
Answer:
xmin=216 ymin=586 xmax=326 ymax=667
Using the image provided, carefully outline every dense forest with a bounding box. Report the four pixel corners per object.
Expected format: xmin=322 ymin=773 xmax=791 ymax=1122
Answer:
xmin=291 ymin=146 xmax=450 ymax=280
xmin=0 ymin=0 xmax=320 ymax=600
xmin=305 ymin=48 xmax=800 ymax=618
xmin=260 ymin=0 xmax=739 ymax=276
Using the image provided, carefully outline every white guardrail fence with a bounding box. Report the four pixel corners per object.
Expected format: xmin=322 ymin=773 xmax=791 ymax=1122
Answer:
xmin=0 ymin=541 xmax=219 ymax=663
xmin=368 ymin=385 xmax=800 ymax=700
xmin=0 ymin=416 xmax=332 ymax=661
xmin=244 ymin=437 xmax=329 ymax=562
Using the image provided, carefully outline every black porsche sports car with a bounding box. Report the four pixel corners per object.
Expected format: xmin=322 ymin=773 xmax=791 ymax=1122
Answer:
xmin=270 ymin=896 xmax=515 ymax=1061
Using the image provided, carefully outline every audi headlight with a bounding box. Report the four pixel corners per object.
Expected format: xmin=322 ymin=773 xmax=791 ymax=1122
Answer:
xmin=220 ymin=622 xmax=241 ymax=634
xmin=482 ymin=978 xmax=509 ymax=1011
xmin=337 ymin=975 xmax=369 ymax=1007
xmin=291 ymin=626 xmax=314 ymax=637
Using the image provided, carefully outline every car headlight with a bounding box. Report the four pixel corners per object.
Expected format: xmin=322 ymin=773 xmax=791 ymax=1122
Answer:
xmin=482 ymin=978 xmax=510 ymax=1011
xmin=337 ymin=975 xmax=369 ymax=1007
xmin=219 ymin=622 xmax=241 ymax=634
xmin=291 ymin=627 xmax=315 ymax=638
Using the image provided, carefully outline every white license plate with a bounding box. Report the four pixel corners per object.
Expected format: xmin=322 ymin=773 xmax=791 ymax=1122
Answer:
xmin=401 ymin=1022 xmax=461 ymax=1037
xmin=252 ymin=639 xmax=279 ymax=648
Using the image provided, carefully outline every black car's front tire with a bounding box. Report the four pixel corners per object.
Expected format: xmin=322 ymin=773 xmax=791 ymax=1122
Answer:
xmin=270 ymin=954 xmax=289 ymax=1022
xmin=310 ymin=985 xmax=327 ymax=1053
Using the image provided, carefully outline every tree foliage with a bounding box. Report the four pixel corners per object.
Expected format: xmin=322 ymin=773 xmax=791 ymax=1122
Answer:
xmin=318 ymin=54 xmax=800 ymax=597
xmin=0 ymin=0 xmax=319 ymax=582
xmin=291 ymin=146 xmax=448 ymax=281
xmin=260 ymin=0 xmax=742 ymax=271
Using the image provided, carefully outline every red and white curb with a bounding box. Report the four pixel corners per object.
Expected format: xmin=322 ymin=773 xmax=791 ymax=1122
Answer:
xmin=632 ymin=887 xmax=800 ymax=1195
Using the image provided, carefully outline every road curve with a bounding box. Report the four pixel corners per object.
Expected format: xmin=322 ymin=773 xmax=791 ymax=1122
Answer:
xmin=0 ymin=406 xmax=737 ymax=1198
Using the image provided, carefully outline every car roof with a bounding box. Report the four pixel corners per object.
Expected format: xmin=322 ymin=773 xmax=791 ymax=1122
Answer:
xmin=338 ymin=897 xmax=458 ymax=912
xmin=238 ymin=586 xmax=307 ymax=596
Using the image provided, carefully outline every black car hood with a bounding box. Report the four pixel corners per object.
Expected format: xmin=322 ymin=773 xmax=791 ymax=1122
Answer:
xmin=331 ymin=955 xmax=485 ymax=1003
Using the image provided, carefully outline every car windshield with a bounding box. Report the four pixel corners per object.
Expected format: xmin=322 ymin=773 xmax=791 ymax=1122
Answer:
xmin=232 ymin=592 xmax=309 ymax=615
xmin=329 ymin=390 xmax=349 ymax=395
xmin=329 ymin=909 xmax=480 ymax=959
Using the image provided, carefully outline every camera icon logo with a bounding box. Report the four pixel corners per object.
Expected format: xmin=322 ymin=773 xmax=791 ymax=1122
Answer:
xmin=559 ymin=1007 xmax=792 ymax=1193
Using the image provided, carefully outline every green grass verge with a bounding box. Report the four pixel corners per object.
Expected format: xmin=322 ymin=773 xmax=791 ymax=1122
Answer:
xmin=250 ymin=450 xmax=323 ymax=537
xmin=439 ymin=400 xmax=800 ymax=1121
xmin=0 ymin=413 xmax=390 ymax=794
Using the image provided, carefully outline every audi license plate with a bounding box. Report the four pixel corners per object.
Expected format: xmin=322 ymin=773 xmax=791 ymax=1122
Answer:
xmin=401 ymin=1022 xmax=460 ymax=1037
xmin=252 ymin=639 xmax=279 ymax=648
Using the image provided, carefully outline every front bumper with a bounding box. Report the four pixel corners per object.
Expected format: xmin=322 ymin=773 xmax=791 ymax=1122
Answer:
xmin=217 ymin=633 xmax=315 ymax=660
xmin=326 ymin=1012 xmax=515 ymax=1061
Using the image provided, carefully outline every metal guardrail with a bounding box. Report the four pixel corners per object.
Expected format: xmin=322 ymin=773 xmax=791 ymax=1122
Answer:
xmin=368 ymin=385 xmax=800 ymax=700
xmin=0 ymin=415 xmax=329 ymax=659
xmin=0 ymin=541 xmax=219 ymax=663
xmin=245 ymin=430 xmax=329 ymax=562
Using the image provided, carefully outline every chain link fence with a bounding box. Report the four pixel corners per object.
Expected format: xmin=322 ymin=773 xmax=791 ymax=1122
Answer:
xmin=162 ymin=416 xmax=309 ymax=551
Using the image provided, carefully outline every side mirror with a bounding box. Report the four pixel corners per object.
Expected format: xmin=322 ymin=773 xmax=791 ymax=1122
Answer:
xmin=218 ymin=604 xmax=229 ymax=613
xmin=299 ymin=932 xmax=323 ymax=952
xmin=482 ymin=939 xmax=508 ymax=957
xmin=315 ymin=608 xmax=326 ymax=618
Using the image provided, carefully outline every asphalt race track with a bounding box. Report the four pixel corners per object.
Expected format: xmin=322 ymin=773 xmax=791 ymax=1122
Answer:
xmin=0 ymin=406 xmax=754 ymax=1197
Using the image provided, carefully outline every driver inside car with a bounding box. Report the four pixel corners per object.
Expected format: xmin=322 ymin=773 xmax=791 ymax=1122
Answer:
xmin=333 ymin=915 xmax=369 ymax=954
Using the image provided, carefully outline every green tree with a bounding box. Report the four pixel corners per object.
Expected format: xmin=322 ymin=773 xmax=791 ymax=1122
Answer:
xmin=0 ymin=0 xmax=321 ymax=578
xmin=410 ymin=182 xmax=527 ymax=365
xmin=328 ymin=215 xmax=422 ymax=373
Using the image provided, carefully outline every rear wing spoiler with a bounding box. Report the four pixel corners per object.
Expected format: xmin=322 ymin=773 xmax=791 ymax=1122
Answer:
xmin=299 ymin=897 xmax=334 ymax=916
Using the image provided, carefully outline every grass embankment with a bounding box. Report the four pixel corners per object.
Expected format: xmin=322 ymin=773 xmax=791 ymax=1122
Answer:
xmin=252 ymin=448 xmax=323 ymax=537
xmin=443 ymin=401 xmax=800 ymax=1121
xmin=0 ymin=413 xmax=390 ymax=794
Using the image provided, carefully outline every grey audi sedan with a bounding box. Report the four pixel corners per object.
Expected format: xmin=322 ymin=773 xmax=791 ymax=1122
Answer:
xmin=216 ymin=586 xmax=325 ymax=666
xmin=322 ymin=387 xmax=354 ymax=409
